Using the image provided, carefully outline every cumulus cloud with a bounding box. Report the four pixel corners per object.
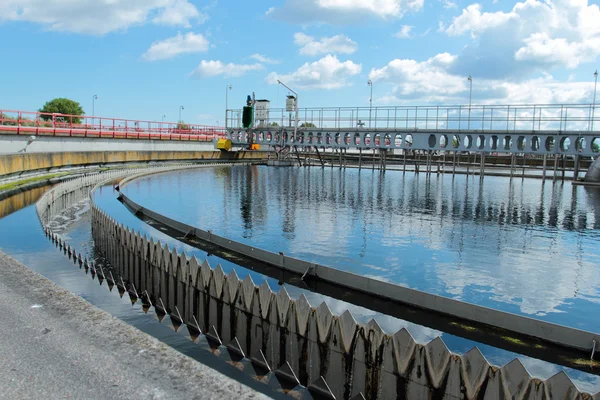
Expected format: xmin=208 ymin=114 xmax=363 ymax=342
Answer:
xmin=250 ymin=54 xmax=280 ymax=64
xmin=266 ymin=0 xmax=423 ymax=24
xmin=394 ymin=25 xmax=413 ymax=38
xmin=443 ymin=0 xmax=600 ymax=75
xmin=266 ymin=54 xmax=361 ymax=89
xmin=142 ymin=32 xmax=209 ymax=61
xmin=369 ymin=52 xmax=595 ymax=105
xmin=294 ymin=32 xmax=358 ymax=56
xmin=0 ymin=0 xmax=205 ymax=35
xmin=191 ymin=60 xmax=264 ymax=78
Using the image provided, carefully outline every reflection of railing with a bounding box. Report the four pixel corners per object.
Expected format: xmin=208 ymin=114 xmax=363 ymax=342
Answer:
xmin=227 ymin=103 xmax=599 ymax=132
xmin=0 ymin=109 xmax=227 ymax=141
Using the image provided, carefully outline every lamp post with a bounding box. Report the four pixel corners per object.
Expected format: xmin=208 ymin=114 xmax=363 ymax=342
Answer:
xmin=592 ymin=70 xmax=598 ymax=131
xmin=179 ymin=106 xmax=184 ymax=124
xmin=367 ymin=80 xmax=373 ymax=128
xmin=92 ymin=94 xmax=98 ymax=128
xmin=225 ymin=84 xmax=232 ymax=129
xmin=467 ymin=75 xmax=472 ymax=129
xmin=277 ymin=80 xmax=298 ymax=142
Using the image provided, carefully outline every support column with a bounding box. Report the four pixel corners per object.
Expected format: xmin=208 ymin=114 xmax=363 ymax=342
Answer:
xmin=452 ymin=151 xmax=456 ymax=176
xmin=573 ymin=155 xmax=580 ymax=181
xmin=542 ymin=154 xmax=548 ymax=182
xmin=358 ymin=148 xmax=362 ymax=170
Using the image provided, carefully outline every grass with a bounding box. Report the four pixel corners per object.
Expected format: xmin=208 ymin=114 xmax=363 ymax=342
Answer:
xmin=0 ymin=172 xmax=70 ymax=191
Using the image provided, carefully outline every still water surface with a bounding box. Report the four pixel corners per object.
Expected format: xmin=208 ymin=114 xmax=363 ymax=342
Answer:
xmin=123 ymin=165 xmax=600 ymax=333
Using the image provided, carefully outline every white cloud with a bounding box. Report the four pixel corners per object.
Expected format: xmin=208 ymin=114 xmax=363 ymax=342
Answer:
xmin=250 ymin=54 xmax=280 ymax=64
xmin=443 ymin=0 xmax=600 ymax=72
xmin=143 ymin=32 xmax=210 ymax=61
xmin=294 ymin=32 xmax=358 ymax=56
xmin=266 ymin=54 xmax=361 ymax=90
xmin=369 ymin=53 xmax=464 ymax=100
xmin=442 ymin=0 xmax=457 ymax=9
xmin=266 ymin=0 xmax=423 ymax=24
xmin=394 ymin=25 xmax=413 ymax=39
xmin=191 ymin=60 xmax=264 ymax=78
xmin=369 ymin=52 xmax=595 ymax=104
xmin=151 ymin=0 xmax=206 ymax=27
xmin=445 ymin=4 xmax=514 ymax=37
xmin=0 ymin=0 xmax=203 ymax=35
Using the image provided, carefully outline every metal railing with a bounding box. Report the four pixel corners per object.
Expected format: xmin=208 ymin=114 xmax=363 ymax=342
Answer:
xmin=0 ymin=109 xmax=227 ymax=141
xmin=227 ymin=103 xmax=599 ymax=133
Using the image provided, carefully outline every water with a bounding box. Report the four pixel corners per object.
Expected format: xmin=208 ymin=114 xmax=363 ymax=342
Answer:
xmin=2 ymin=169 xmax=600 ymax=393
xmin=122 ymin=165 xmax=600 ymax=333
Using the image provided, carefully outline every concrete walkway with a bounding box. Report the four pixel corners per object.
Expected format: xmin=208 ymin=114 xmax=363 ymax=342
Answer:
xmin=0 ymin=251 xmax=270 ymax=400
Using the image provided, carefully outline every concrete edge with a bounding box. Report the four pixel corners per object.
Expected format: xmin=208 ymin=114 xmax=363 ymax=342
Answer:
xmin=0 ymin=250 xmax=271 ymax=399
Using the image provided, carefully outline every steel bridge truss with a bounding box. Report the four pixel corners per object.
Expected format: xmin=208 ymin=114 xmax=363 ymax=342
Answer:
xmin=226 ymin=103 xmax=600 ymax=157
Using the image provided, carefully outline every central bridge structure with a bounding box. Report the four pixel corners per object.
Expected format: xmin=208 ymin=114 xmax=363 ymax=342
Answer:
xmin=226 ymin=103 xmax=600 ymax=157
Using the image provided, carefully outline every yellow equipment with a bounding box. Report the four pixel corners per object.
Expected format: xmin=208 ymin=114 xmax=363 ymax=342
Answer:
xmin=216 ymin=138 xmax=232 ymax=151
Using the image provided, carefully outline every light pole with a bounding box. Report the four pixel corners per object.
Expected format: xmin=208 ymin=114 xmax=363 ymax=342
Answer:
xmin=592 ymin=70 xmax=598 ymax=131
xmin=225 ymin=84 xmax=232 ymax=129
xmin=179 ymin=106 xmax=184 ymax=124
xmin=92 ymin=94 xmax=98 ymax=127
xmin=367 ymin=80 xmax=373 ymax=128
xmin=277 ymin=80 xmax=298 ymax=142
xmin=467 ymin=75 xmax=472 ymax=129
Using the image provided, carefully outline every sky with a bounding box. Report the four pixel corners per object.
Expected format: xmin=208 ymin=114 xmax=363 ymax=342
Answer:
xmin=0 ymin=0 xmax=599 ymax=126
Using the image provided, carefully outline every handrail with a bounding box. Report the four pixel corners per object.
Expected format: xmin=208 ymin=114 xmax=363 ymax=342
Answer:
xmin=227 ymin=103 xmax=599 ymax=133
xmin=0 ymin=109 xmax=227 ymax=141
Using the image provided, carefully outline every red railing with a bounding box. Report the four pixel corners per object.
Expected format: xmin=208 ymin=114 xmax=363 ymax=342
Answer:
xmin=0 ymin=109 xmax=227 ymax=141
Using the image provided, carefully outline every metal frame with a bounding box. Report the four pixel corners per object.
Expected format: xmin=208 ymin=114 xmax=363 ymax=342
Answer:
xmin=226 ymin=103 xmax=600 ymax=157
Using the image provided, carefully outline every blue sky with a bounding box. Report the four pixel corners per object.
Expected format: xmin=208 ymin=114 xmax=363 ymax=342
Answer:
xmin=0 ymin=0 xmax=599 ymax=125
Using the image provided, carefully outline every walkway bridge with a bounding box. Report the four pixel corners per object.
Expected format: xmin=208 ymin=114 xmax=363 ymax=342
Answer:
xmin=227 ymin=103 xmax=600 ymax=157
xmin=1 ymin=109 xmax=227 ymax=142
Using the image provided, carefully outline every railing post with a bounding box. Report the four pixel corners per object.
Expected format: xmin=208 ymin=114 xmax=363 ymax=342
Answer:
xmin=560 ymin=105 xmax=564 ymax=131
xmin=506 ymin=105 xmax=510 ymax=131
xmin=490 ymin=108 xmax=493 ymax=130
xmin=446 ymin=108 xmax=449 ymax=130
xmin=414 ymin=106 xmax=418 ymax=129
xmin=69 ymin=115 xmax=73 ymax=136
xmin=482 ymin=105 xmax=485 ymax=130
xmin=394 ymin=107 xmax=398 ymax=130
xmin=532 ymin=105 xmax=536 ymax=131
xmin=436 ymin=106 xmax=439 ymax=130
xmin=17 ymin=112 xmax=21 ymax=135
xmin=425 ymin=108 xmax=429 ymax=129
xmin=458 ymin=106 xmax=462 ymax=131
xmin=513 ymin=108 xmax=517 ymax=131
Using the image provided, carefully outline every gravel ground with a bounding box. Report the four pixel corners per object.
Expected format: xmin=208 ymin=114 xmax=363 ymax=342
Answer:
xmin=0 ymin=251 xmax=270 ymax=400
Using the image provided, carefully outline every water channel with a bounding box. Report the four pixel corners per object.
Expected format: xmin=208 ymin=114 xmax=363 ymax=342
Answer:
xmin=1 ymin=165 xmax=600 ymax=394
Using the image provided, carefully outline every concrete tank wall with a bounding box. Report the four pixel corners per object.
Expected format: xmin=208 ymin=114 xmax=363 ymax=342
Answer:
xmin=0 ymin=150 xmax=269 ymax=178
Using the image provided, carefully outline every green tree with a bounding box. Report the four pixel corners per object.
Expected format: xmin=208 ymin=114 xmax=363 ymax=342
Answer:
xmin=300 ymin=122 xmax=316 ymax=128
xmin=269 ymin=122 xmax=279 ymax=127
xmin=39 ymin=98 xmax=85 ymax=124
xmin=593 ymin=141 xmax=600 ymax=153
xmin=176 ymin=122 xmax=190 ymax=131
